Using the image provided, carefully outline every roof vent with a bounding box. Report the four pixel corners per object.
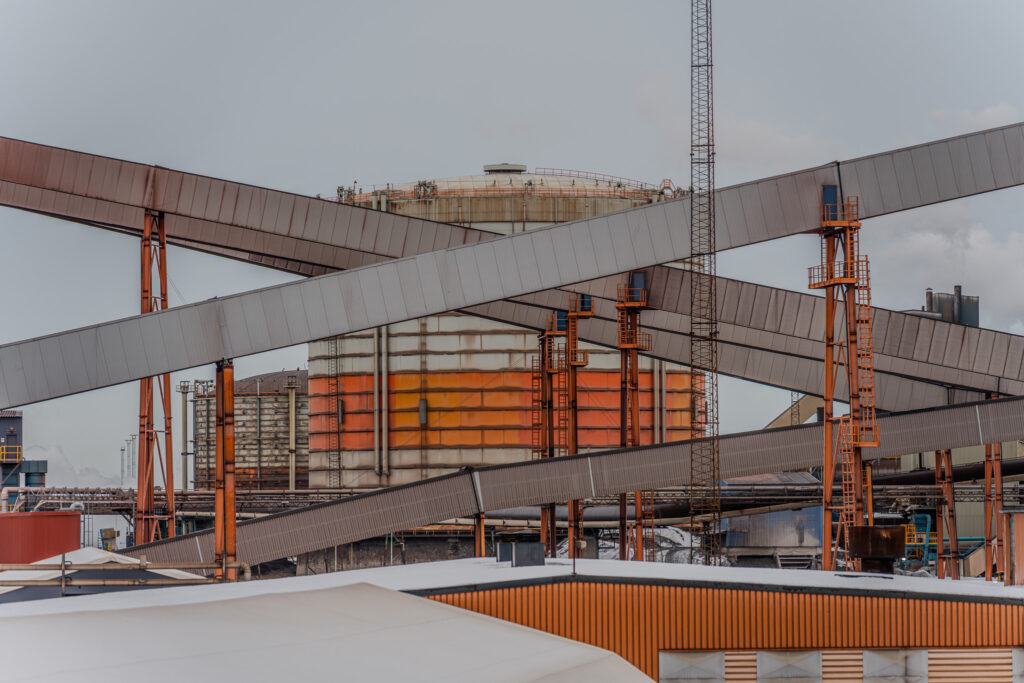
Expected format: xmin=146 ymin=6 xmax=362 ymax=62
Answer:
xmin=484 ymin=163 xmax=527 ymax=174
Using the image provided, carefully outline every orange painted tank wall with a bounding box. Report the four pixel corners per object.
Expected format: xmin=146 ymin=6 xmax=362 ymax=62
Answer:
xmin=428 ymin=580 xmax=1024 ymax=680
xmin=308 ymin=369 xmax=695 ymax=454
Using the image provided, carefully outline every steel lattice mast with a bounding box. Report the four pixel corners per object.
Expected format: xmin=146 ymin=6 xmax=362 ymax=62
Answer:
xmin=689 ymin=0 xmax=721 ymax=564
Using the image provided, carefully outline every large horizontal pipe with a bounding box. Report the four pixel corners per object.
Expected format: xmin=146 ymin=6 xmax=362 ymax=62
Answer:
xmin=874 ymin=456 xmax=1024 ymax=486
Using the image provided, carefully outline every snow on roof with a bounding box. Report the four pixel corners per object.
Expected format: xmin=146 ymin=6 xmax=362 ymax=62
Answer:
xmin=0 ymin=581 xmax=647 ymax=682
xmin=2 ymin=557 xmax=1022 ymax=621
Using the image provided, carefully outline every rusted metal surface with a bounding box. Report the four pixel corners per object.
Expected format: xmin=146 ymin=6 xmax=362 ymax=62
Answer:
xmin=123 ymin=395 xmax=1024 ymax=566
xmin=0 ymin=511 xmax=80 ymax=563
xmin=848 ymin=526 xmax=905 ymax=573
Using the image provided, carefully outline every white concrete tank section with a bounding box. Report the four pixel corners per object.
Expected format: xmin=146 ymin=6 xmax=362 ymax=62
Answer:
xmin=308 ymin=167 xmax=695 ymax=489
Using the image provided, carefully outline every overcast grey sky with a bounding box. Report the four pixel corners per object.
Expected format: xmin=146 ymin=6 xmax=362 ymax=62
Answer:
xmin=1 ymin=1 xmax=1023 ymax=485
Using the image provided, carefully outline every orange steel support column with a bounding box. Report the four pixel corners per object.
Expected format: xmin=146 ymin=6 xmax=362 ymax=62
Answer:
xmin=995 ymin=441 xmax=1005 ymax=575
xmin=984 ymin=392 xmax=1005 ymax=580
xmin=935 ymin=448 xmax=959 ymax=579
xmin=985 ymin=444 xmax=993 ymax=578
xmin=616 ymin=281 xmax=649 ymax=561
xmin=474 ymin=513 xmax=486 ymax=557
xmin=215 ymin=360 xmax=238 ymax=581
xmin=864 ymin=463 xmax=873 ymax=526
xmin=214 ymin=362 xmax=224 ymax=578
xmin=135 ymin=210 xmax=175 ymax=543
xmin=566 ymin=295 xmax=592 ymax=559
xmin=157 ymin=215 xmax=174 ymax=536
xmin=808 ymin=194 xmax=878 ymax=571
xmin=820 ymin=239 xmax=837 ymax=570
xmin=136 ymin=212 xmax=154 ymax=544
xmin=533 ymin=323 xmax=564 ymax=557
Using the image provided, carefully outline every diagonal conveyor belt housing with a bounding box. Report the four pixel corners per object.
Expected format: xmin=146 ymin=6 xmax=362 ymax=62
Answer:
xmin=0 ymin=123 xmax=1023 ymax=407
xmin=2 ymin=122 xmax=1023 ymax=269
xmin=121 ymin=395 xmax=1024 ymax=566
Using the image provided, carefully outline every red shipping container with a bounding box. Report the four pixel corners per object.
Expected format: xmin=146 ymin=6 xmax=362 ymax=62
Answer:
xmin=0 ymin=511 xmax=80 ymax=563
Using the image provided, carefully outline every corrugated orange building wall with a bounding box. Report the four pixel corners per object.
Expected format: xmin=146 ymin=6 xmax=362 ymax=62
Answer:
xmin=427 ymin=580 xmax=1024 ymax=680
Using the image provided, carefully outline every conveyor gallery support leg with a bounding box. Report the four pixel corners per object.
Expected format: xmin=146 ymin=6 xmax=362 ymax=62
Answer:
xmin=474 ymin=513 xmax=486 ymax=558
xmin=215 ymin=360 xmax=237 ymax=581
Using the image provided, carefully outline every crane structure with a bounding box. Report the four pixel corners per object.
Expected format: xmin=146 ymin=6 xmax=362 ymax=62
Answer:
xmin=689 ymin=0 xmax=722 ymax=564
xmin=808 ymin=192 xmax=879 ymax=570
xmin=136 ymin=210 xmax=175 ymax=544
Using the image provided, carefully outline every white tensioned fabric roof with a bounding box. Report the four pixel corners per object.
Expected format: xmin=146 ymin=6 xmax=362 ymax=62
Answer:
xmin=0 ymin=579 xmax=647 ymax=682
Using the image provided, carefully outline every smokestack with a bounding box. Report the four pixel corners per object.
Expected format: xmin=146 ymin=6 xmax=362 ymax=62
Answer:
xmin=925 ymin=288 xmax=934 ymax=313
xmin=954 ymin=285 xmax=963 ymax=324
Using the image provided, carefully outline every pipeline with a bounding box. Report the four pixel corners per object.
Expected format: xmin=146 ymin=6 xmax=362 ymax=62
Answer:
xmin=0 ymin=487 xmax=126 ymax=512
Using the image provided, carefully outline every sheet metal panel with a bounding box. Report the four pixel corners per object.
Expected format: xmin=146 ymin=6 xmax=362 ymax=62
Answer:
xmin=0 ymin=195 xmax=692 ymax=407
xmin=841 ymin=123 xmax=1024 ymax=217
xmin=5 ymin=125 xmax=1019 ymax=283
xmin=565 ymin=270 xmax=1020 ymax=403
xmin=477 ymin=457 xmax=594 ymax=510
xmin=470 ymin=298 xmax=966 ymax=411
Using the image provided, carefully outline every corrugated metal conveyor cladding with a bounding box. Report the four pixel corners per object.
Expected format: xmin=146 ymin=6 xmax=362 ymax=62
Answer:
xmin=1 ymin=123 xmax=1021 ymax=275
xmin=0 ymin=123 xmax=1023 ymax=408
xmin=569 ymin=267 xmax=1024 ymax=400
xmin=121 ymin=395 xmax=1024 ymax=567
xmin=469 ymin=287 xmax=999 ymax=413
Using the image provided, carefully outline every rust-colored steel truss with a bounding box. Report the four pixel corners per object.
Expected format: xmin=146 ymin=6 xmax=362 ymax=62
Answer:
xmin=532 ymin=317 xmax=566 ymax=556
xmin=214 ymin=360 xmax=237 ymax=581
xmin=985 ymin=442 xmax=1005 ymax=580
xmin=983 ymin=392 xmax=1005 ymax=581
xmin=566 ymin=295 xmax=592 ymax=559
xmin=617 ymin=283 xmax=654 ymax=561
xmin=136 ymin=210 xmax=175 ymax=544
xmin=935 ymin=448 xmax=960 ymax=579
xmin=808 ymin=196 xmax=878 ymax=571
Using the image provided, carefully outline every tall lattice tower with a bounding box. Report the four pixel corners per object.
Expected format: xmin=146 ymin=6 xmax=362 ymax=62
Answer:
xmin=689 ymin=0 xmax=721 ymax=564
